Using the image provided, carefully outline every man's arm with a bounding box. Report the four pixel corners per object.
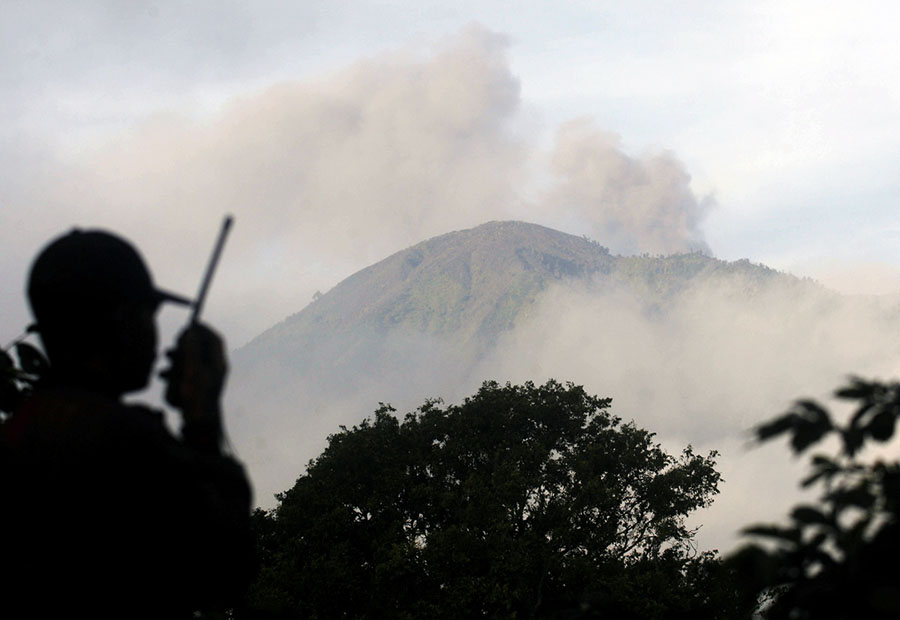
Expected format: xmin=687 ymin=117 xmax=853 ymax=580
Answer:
xmin=157 ymin=322 xmax=254 ymax=609
xmin=161 ymin=322 xmax=228 ymax=452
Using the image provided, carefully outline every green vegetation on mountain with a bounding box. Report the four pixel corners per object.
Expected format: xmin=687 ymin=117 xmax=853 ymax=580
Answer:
xmin=235 ymin=221 xmax=812 ymax=380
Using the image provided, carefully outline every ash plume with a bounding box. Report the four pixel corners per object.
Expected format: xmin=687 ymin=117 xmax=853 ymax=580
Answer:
xmin=6 ymin=25 xmax=712 ymax=343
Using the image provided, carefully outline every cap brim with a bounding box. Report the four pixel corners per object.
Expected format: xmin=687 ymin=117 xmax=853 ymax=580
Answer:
xmin=154 ymin=288 xmax=192 ymax=306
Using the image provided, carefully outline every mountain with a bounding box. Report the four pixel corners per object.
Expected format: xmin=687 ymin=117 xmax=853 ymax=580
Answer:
xmin=227 ymin=220 xmax=832 ymax=519
xmin=235 ymin=220 xmax=802 ymax=376
xmin=239 ymin=221 xmax=612 ymax=363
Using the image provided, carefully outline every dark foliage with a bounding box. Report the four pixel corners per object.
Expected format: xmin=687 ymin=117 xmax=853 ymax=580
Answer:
xmin=0 ymin=340 xmax=48 ymax=420
xmin=241 ymin=380 xmax=741 ymax=619
xmin=729 ymin=378 xmax=900 ymax=618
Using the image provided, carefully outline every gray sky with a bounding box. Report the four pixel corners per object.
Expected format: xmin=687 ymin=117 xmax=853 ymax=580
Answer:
xmin=4 ymin=1 xmax=900 ymax=342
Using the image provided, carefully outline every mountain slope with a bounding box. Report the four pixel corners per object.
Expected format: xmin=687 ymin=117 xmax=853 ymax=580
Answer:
xmin=228 ymin=220 xmax=830 ymax=516
xmin=240 ymin=221 xmax=611 ymax=358
xmin=236 ymin=220 xmax=801 ymax=373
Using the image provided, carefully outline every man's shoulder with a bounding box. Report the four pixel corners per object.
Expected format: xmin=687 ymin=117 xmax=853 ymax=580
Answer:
xmin=4 ymin=384 xmax=171 ymax=452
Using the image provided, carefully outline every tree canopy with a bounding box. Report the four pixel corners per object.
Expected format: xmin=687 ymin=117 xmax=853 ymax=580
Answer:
xmin=243 ymin=380 xmax=738 ymax=619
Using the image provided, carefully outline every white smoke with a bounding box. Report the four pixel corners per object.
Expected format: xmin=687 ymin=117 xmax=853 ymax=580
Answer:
xmin=470 ymin=272 xmax=900 ymax=550
xmin=538 ymin=119 xmax=712 ymax=255
xmin=4 ymin=25 xmax=711 ymax=346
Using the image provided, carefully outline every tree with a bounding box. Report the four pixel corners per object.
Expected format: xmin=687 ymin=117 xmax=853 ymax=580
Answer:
xmin=729 ymin=377 xmax=900 ymax=618
xmin=242 ymin=380 xmax=738 ymax=619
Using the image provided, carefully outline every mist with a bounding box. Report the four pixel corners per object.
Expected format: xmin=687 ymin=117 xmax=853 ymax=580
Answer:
xmin=471 ymin=271 xmax=900 ymax=550
xmin=225 ymin=247 xmax=900 ymax=554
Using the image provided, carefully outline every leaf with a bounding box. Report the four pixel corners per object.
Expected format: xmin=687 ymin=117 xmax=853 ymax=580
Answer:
xmin=755 ymin=414 xmax=798 ymax=442
xmin=790 ymin=420 xmax=829 ymax=453
xmin=827 ymin=485 xmax=875 ymax=511
xmin=835 ymin=379 xmax=876 ymax=400
xmin=841 ymin=428 xmax=866 ymax=458
xmin=0 ymin=349 xmax=13 ymax=372
xmin=801 ymin=456 xmax=840 ymax=488
xmin=806 ymin=531 xmax=828 ymax=549
xmin=801 ymin=470 xmax=828 ymax=488
xmin=811 ymin=455 xmax=836 ymax=467
xmin=849 ymin=402 xmax=875 ymax=429
xmin=14 ymin=342 xmax=48 ymax=376
xmin=788 ymin=404 xmax=833 ymax=453
xmin=790 ymin=506 xmax=831 ymax=527
xmin=796 ymin=400 xmax=830 ymax=423
xmin=866 ymin=410 xmax=896 ymax=442
xmin=758 ymin=402 xmax=834 ymax=454
xmin=741 ymin=524 xmax=801 ymax=545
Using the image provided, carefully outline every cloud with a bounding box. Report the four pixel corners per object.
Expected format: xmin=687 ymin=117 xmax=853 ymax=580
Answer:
xmin=537 ymin=119 xmax=712 ymax=255
xmin=3 ymin=24 xmax=714 ymax=347
xmin=792 ymin=259 xmax=900 ymax=296
xmin=470 ymin=270 xmax=900 ymax=550
xmin=8 ymin=25 xmax=527 ymax=342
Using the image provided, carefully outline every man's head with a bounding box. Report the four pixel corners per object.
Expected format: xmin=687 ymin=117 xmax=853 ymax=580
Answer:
xmin=27 ymin=229 xmax=191 ymax=395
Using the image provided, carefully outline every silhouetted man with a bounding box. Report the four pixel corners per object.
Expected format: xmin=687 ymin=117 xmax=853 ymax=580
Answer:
xmin=1 ymin=230 xmax=253 ymax=619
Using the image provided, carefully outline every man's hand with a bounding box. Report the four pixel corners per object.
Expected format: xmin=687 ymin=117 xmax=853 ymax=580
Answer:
xmin=160 ymin=323 xmax=228 ymax=425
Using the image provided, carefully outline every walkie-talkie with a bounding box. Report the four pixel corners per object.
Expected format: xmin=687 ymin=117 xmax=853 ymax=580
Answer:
xmin=162 ymin=215 xmax=233 ymax=409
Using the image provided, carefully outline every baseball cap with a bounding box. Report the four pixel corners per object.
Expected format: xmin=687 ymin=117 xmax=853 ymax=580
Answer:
xmin=27 ymin=229 xmax=191 ymax=328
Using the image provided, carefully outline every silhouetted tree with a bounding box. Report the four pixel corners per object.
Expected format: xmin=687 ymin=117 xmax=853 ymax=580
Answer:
xmin=730 ymin=377 xmax=900 ymax=618
xmin=243 ymin=380 xmax=741 ymax=619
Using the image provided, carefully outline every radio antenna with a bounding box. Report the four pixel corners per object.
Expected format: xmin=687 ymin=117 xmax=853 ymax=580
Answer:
xmin=190 ymin=215 xmax=233 ymax=324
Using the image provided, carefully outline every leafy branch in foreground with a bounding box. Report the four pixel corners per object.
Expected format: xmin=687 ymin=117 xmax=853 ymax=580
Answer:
xmin=729 ymin=377 xmax=900 ymax=619
xmin=1 ymin=340 xmax=48 ymax=421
